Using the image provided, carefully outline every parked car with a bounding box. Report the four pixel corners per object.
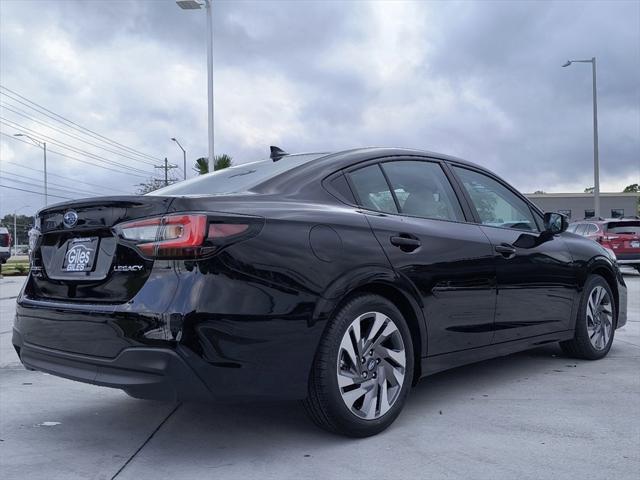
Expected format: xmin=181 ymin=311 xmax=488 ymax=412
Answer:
xmin=567 ymin=218 xmax=640 ymax=273
xmin=0 ymin=226 xmax=12 ymax=264
xmin=13 ymin=147 xmax=627 ymax=437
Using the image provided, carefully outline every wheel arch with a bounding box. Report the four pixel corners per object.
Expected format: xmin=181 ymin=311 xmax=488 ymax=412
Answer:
xmin=314 ymin=271 xmax=427 ymax=385
xmin=587 ymin=263 xmax=620 ymax=325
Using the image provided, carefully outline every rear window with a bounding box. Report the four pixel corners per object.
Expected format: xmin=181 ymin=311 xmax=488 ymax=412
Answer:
xmin=148 ymin=153 xmax=327 ymax=196
xmin=606 ymin=221 xmax=640 ymax=235
xmin=0 ymin=233 xmax=9 ymax=247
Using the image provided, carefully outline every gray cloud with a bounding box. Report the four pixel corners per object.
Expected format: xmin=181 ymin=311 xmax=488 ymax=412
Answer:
xmin=1 ymin=0 xmax=638 ymax=217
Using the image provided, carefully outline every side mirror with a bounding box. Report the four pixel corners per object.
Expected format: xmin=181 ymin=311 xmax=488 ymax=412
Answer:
xmin=544 ymin=212 xmax=568 ymax=234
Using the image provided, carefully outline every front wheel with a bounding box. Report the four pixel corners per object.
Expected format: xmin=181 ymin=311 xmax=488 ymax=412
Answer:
xmin=303 ymin=294 xmax=414 ymax=437
xmin=560 ymin=274 xmax=616 ymax=360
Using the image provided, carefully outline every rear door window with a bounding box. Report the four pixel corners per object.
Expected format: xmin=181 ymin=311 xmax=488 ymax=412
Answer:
xmin=349 ymin=164 xmax=398 ymax=213
xmin=380 ymin=160 xmax=464 ymax=221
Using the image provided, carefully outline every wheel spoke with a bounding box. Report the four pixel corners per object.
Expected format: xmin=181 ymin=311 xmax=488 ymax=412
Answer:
xmin=340 ymin=336 xmax=359 ymax=370
xmin=337 ymin=371 xmax=359 ymax=388
xmin=341 ymin=384 xmax=368 ymax=407
xmin=384 ymin=359 xmax=404 ymax=387
xmin=380 ymin=346 xmax=406 ymax=368
xmin=361 ymin=384 xmax=379 ymax=419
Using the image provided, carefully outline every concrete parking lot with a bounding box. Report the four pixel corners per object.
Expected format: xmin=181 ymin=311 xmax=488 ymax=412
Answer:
xmin=1 ymin=273 xmax=639 ymax=480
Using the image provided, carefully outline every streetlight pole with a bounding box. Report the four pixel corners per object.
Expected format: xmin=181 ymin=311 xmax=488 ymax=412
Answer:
xmin=14 ymin=133 xmax=48 ymax=206
xmin=562 ymin=57 xmax=600 ymax=218
xmin=176 ymin=0 xmax=214 ymax=163
xmin=171 ymin=137 xmax=187 ymax=180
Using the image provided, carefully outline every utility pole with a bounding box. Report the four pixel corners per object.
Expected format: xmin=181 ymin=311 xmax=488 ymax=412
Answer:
xmin=154 ymin=157 xmax=178 ymax=186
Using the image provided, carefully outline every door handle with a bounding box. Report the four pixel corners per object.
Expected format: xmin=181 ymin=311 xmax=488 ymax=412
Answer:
xmin=390 ymin=235 xmax=421 ymax=252
xmin=495 ymin=243 xmax=516 ymax=257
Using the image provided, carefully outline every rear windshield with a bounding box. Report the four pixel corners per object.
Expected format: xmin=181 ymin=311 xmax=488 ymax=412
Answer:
xmin=148 ymin=153 xmax=328 ymax=196
xmin=606 ymin=221 xmax=640 ymax=235
xmin=0 ymin=233 xmax=9 ymax=247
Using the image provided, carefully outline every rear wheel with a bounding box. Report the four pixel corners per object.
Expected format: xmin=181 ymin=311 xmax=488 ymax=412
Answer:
xmin=560 ymin=275 xmax=615 ymax=360
xmin=303 ymin=294 xmax=414 ymax=437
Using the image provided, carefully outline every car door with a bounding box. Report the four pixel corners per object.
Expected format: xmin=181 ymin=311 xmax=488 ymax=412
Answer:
xmin=450 ymin=165 xmax=577 ymax=343
xmin=346 ymin=158 xmax=496 ymax=356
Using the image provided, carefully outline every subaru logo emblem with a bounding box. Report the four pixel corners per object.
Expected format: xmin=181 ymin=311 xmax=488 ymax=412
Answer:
xmin=63 ymin=210 xmax=78 ymax=228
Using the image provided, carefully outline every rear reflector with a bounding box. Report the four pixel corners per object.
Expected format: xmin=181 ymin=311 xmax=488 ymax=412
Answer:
xmin=114 ymin=214 xmax=252 ymax=259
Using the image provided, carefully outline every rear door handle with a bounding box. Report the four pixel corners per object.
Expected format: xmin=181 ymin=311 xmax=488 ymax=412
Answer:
xmin=390 ymin=235 xmax=421 ymax=252
xmin=495 ymin=243 xmax=516 ymax=257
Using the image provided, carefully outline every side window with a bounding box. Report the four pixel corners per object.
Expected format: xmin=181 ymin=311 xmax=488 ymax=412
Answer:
xmin=348 ymin=164 xmax=398 ymax=213
xmin=575 ymin=224 xmax=588 ymax=236
xmin=566 ymin=223 xmax=578 ymax=233
xmin=381 ymin=161 xmax=464 ymax=221
xmin=586 ymin=224 xmax=599 ymax=235
xmin=453 ymin=166 xmax=538 ymax=231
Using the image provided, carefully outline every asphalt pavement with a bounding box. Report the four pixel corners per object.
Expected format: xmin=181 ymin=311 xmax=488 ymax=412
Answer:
xmin=1 ymin=272 xmax=639 ymax=480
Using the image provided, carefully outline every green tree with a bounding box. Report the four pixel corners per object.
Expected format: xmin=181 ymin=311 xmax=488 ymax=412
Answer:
xmin=213 ymin=154 xmax=233 ymax=171
xmin=193 ymin=155 xmax=233 ymax=175
xmin=623 ymin=183 xmax=640 ymax=215
xmin=194 ymin=157 xmax=209 ymax=175
xmin=533 ymin=190 xmax=545 ymax=194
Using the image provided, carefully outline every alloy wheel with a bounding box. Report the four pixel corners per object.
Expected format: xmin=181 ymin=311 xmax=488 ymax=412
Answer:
xmin=336 ymin=311 xmax=406 ymax=420
xmin=586 ymin=285 xmax=613 ymax=350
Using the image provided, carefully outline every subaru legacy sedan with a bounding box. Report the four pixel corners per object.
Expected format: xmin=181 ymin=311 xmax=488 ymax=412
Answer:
xmin=13 ymin=147 xmax=627 ymax=437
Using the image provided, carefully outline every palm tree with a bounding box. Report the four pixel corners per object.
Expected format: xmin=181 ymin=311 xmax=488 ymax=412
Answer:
xmin=213 ymin=154 xmax=233 ymax=171
xmin=193 ymin=155 xmax=233 ymax=175
xmin=193 ymin=157 xmax=209 ymax=175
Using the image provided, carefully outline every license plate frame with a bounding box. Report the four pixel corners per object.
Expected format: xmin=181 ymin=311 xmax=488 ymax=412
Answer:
xmin=631 ymin=240 xmax=640 ymax=248
xmin=62 ymin=237 xmax=99 ymax=272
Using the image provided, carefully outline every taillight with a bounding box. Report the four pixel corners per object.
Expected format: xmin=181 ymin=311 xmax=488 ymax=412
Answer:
xmin=114 ymin=213 xmax=254 ymax=259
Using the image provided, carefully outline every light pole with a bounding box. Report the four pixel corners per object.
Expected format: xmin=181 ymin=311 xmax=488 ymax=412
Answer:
xmin=171 ymin=137 xmax=187 ymax=180
xmin=13 ymin=204 xmax=31 ymax=256
xmin=14 ymin=133 xmax=48 ymax=206
xmin=562 ymin=57 xmax=600 ymax=218
xmin=176 ymin=0 xmax=214 ymax=163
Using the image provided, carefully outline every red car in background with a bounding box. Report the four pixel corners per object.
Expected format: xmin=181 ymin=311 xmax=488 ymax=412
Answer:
xmin=568 ymin=218 xmax=640 ymax=272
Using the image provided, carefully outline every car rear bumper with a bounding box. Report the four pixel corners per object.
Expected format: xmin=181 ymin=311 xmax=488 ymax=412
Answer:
xmin=615 ymin=252 xmax=640 ymax=265
xmin=12 ymin=328 xmax=213 ymax=401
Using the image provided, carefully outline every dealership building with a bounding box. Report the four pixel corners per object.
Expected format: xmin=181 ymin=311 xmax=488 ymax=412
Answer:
xmin=525 ymin=192 xmax=639 ymax=220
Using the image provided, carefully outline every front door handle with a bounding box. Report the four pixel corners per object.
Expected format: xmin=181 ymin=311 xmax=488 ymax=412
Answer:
xmin=390 ymin=235 xmax=421 ymax=252
xmin=495 ymin=243 xmax=516 ymax=257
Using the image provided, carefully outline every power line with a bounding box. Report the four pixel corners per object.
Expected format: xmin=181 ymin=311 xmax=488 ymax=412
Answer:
xmin=0 ymin=117 xmax=152 ymax=175
xmin=0 ymin=103 xmax=158 ymax=167
xmin=1 ymin=160 xmax=131 ymax=194
xmin=0 ymin=175 xmax=89 ymax=196
xmin=1 ymin=130 xmax=148 ymax=177
xmin=0 ymin=183 xmax=73 ymax=200
xmin=0 ymin=85 xmax=162 ymax=162
xmin=1 ymin=171 xmax=109 ymax=197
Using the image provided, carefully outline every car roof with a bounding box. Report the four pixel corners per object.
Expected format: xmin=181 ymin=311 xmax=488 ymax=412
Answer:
xmin=310 ymin=147 xmax=483 ymax=170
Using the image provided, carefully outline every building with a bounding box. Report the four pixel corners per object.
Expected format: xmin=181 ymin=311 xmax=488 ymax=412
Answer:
xmin=525 ymin=192 xmax=639 ymax=220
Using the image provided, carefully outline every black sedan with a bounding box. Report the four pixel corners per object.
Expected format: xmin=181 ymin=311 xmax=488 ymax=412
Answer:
xmin=13 ymin=147 xmax=627 ymax=437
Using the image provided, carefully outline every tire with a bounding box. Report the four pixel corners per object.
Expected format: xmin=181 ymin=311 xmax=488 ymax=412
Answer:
xmin=303 ymin=294 xmax=414 ymax=437
xmin=560 ymin=274 xmax=616 ymax=360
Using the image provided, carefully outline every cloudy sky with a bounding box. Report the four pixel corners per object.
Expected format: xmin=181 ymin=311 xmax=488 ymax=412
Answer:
xmin=1 ymin=0 xmax=638 ymax=217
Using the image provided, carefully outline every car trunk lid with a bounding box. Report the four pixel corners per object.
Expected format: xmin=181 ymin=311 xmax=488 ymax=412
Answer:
xmin=28 ymin=196 xmax=175 ymax=303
